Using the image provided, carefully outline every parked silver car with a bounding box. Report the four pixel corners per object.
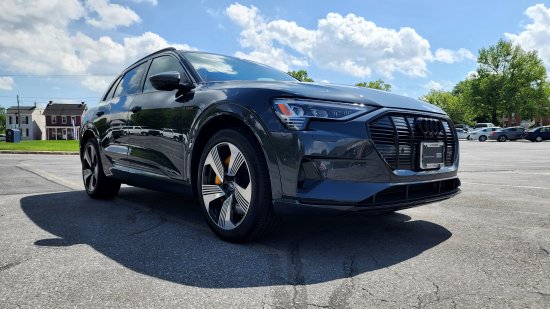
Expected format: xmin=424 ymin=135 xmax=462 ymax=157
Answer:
xmin=456 ymin=128 xmax=470 ymax=139
xmin=468 ymin=127 xmax=501 ymax=141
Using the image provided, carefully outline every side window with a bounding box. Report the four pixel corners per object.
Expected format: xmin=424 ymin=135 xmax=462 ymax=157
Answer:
xmin=143 ymin=55 xmax=188 ymax=93
xmin=104 ymin=76 xmax=122 ymax=101
xmin=114 ymin=62 xmax=149 ymax=98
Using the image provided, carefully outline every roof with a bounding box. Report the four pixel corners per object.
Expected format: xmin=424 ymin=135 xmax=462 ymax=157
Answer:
xmin=6 ymin=106 xmax=37 ymax=114
xmin=43 ymin=103 xmax=87 ymax=116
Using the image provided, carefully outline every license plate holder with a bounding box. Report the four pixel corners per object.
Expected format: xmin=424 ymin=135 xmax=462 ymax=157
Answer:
xmin=419 ymin=141 xmax=445 ymax=169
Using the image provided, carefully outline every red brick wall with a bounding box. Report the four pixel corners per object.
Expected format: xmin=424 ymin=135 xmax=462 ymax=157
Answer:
xmin=46 ymin=115 xmax=82 ymax=126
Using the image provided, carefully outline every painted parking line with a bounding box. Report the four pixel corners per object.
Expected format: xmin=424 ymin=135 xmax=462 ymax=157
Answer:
xmin=461 ymin=181 xmax=550 ymax=190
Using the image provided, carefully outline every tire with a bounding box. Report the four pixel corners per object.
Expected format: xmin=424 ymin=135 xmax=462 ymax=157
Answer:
xmin=536 ymin=136 xmax=543 ymax=142
xmin=197 ymin=128 xmax=279 ymax=242
xmin=466 ymin=135 xmax=471 ymax=140
xmin=479 ymin=135 xmax=487 ymax=142
xmin=497 ymin=135 xmax=507 ymax=142
xmin=82 ymin=139 xmax=121 ymax=199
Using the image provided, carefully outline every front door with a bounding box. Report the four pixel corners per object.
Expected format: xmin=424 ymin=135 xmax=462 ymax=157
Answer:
xmin=128 ymin=55 xmax=198 ymax=182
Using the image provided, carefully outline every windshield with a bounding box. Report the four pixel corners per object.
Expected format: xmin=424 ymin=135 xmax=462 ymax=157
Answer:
xmin=182 ymin=52 xmax=297 ymax=82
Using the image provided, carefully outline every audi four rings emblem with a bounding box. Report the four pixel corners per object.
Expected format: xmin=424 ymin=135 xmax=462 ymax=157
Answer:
xmin=416 ymin=118 xmax=442 ymax=135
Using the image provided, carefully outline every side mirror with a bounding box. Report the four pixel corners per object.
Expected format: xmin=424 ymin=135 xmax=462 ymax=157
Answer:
xmin=149 ymin=71 xmax=195 ymax=92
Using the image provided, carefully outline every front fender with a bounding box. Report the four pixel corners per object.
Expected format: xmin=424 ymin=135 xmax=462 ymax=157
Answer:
xmin=189 ymin=101 xmax=283 ymax=200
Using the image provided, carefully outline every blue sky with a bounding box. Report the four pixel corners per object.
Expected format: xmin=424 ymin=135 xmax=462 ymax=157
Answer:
xmin=1 ymin=0 xmax=549 ymax=108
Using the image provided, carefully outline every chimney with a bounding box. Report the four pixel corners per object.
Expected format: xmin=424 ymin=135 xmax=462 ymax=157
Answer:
xmin=48 ymin=100 xmax=53 ymax=105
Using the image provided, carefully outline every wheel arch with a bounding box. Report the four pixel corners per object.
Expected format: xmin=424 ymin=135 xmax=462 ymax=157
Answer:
xmin=189 ymin=104 xmax=282 ymax=200
xmin=79 ymin=128 xmax=99 ymax=158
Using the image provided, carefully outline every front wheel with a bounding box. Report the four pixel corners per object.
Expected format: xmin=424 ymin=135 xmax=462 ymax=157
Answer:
xmin=536 ymin=136 xmax=543 ymax=142
xmin=497 ymin=135 xmax=507 ymax=142
xmin=197 ymin=128 xmax=279 ymax=242
xmin=479 ymin=135 xmax=487 ymax=142
xmin=82 ymin=139 xmax=121 ymax=199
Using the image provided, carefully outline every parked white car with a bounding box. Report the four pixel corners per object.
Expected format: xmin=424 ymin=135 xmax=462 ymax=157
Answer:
xmin=160 ymin=128 xmax=182 ymax=141
xmin=456 ymin=128 xmax=470 ymax=139
xmin=127 ymin=126 xmax=149 ymax=135
xmin=474 ymin=122 xmax=496 ymax=129
xmin=469 ymin=127 xmax=501 ymax=141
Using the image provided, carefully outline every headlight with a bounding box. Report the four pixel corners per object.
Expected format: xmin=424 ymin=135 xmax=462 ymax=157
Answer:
xmin=273 ymin=98 xmax=378 ymax=130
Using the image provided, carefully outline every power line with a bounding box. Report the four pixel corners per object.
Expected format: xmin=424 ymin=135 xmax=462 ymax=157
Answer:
xmin=0 ymin=74 xmax=117 ymax=78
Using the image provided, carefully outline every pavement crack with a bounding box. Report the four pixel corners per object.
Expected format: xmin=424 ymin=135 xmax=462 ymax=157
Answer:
xmin=328 ymin=256 xmax=356 ymax=309
xmin=0 ymin=261 xmax=23 ymax=272
xmin=540 ymin=247 xmax=549 ymax=255
xmin=306 ymin=303 xmax=330 ymax=308
xmin=288 ymin=240 xmax=307 ymax=309
xmin=126 ymin=216 xmax=167 ymax=237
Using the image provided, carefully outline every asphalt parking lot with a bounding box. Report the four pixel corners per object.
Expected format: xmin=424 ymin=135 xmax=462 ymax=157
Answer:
xmin=0 ymin=140 xmax=549 ymax=308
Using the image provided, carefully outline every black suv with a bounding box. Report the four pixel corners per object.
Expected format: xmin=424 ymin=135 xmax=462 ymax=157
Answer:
xmin=80 ymin=48 xmax=460 ymax=241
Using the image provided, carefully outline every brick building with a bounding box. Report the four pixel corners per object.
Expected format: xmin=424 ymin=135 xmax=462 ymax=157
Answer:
xmin=43 ymin=102 xmax=87 ymax=140
xmin=501 ymin=113 xmax=550 ymax=128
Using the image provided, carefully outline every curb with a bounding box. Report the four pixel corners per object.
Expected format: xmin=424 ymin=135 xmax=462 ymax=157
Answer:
xmin=0 ymin=150 xmax=79 ymax=155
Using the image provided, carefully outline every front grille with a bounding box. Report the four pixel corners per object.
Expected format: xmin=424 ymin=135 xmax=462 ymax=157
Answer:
xmin=358 ymin=178 xmax=460 ymax=207
xmin=368 ymin=114 xmax=456 ymax=170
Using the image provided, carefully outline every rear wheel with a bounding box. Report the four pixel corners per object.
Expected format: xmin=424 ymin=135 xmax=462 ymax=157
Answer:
xmin=479 ymin=135 xmax=487 ymax=142
xmin=197 ymin=128 xmax=279 ymax=242
xmin=82 ymin=139 xmax=121 ymax=199
xmin=497 ymin=135 xmax=507 ymax=142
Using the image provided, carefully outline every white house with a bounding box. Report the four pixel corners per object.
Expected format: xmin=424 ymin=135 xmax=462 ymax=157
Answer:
xmin=6 ymin=105 xmax=46 ymax=140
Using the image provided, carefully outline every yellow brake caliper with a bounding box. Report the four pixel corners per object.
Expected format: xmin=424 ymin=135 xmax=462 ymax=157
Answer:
xmin=214 ymin=155 xmax=231 ymax=185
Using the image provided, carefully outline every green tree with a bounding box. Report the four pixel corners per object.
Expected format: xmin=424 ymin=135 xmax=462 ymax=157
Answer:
xmin=460 ymin=39 xmax=549 ymax=125
xmin=355 ymin=79 xmax=392 ymax=91
xmin=420 ymin=90 xmax=473 ymax=125
xmin=287 ymin=70 xmax=314 ymax=82
xmin=0 ymin=106 xmax=5 ymax=133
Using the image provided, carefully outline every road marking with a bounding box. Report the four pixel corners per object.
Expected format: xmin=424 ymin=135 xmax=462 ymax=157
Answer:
xmin=16 ymin=163 xmax=82 ymax=191
xmin=461 ymin=182 xmax=550 ymax=190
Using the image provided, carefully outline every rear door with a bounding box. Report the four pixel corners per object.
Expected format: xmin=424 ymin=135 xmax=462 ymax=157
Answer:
xmin=93 ymin=61 xmax=149 ymax=176
xmin=127 ymin=54 xmax=199 ymax=182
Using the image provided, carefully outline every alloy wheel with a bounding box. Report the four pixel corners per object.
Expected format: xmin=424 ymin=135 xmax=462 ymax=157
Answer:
xmin=201 ymin=142 xmax=252 ymax=230
xmin=82 ymin=143 xmax=99 ymax=192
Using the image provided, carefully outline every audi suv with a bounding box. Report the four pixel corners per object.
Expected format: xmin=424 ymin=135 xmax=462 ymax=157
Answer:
xmin=80 ymin=48 xmax=461 ymax=241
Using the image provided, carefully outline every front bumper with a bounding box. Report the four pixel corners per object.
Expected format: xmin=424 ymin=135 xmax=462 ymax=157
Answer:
xmin=268 ymin=108 xmax=460 ymax=214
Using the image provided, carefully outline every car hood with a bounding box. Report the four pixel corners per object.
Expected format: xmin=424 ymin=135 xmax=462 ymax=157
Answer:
xmin=209 ymin=81 xmax=446 ymax=115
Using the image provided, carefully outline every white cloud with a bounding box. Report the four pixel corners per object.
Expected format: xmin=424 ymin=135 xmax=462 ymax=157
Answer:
xmin=227 ymin=4 xmax=478 ymax=78
xmin=226 ymin=4 xmax=475 ymax=78
xmin=505 ymin=3 xmax=550 ymax=68
xmin=226 ymin=4 xmax=309 ymax=72
xmin=0 ymin=77 xmax=14 ymax=90
xmin=81 ymin=76 xmax=111 ymax=93
xmin=425 ymin=80 xmax=454 ymax=91
xmin=434 ymin=48 xmax=475 ymax=63
xmin=0 ymin=0 xmax=193 ymax=92
xmin=130 ymin=0 xmax=158 ymax=5
xmin=85 ymin=0 xmax=141 ymax=30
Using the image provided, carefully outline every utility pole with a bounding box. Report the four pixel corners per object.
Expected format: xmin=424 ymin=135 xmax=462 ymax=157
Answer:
xmin=17 ymin=94 xmax=20 ymax=130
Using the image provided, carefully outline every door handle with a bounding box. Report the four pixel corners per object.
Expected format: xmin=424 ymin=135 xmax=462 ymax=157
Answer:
xmin=130 ymin=106 xmax=142 ymax=113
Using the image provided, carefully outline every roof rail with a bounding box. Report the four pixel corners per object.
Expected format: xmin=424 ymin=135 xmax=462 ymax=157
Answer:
xmin=129 ymin=47 xmax=177 ymax=68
